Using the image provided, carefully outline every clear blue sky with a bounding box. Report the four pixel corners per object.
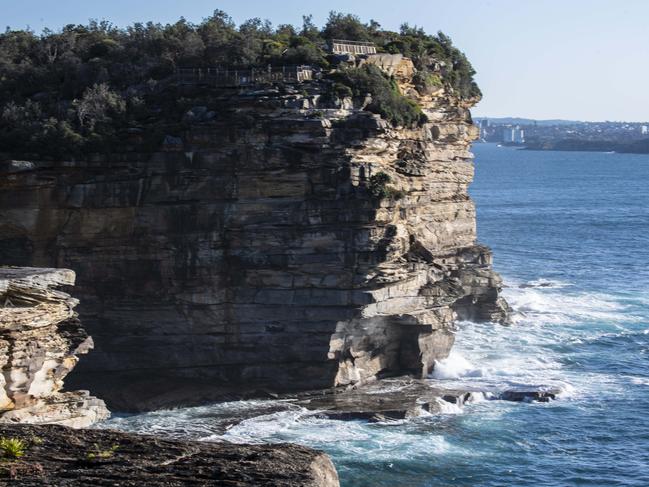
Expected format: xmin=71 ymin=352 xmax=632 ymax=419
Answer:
xmin=4 ymin=0 xmax=649 ymax=122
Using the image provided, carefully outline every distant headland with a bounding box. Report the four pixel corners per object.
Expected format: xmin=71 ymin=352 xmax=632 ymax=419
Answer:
xmin=475 ymin=117 xmax=649 ymax=154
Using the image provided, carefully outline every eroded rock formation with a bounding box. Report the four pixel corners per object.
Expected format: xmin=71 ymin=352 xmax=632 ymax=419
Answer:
xmin=0 ymin=55 xmax=508 ymax=409
xmin=0 ymin=267 xmax=108 ymax=426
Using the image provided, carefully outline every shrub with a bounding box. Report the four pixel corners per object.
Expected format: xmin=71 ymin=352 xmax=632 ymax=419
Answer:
xmin=413 ymin=70 xmax=442 ymax=95
xmin=74 ymin=83 xmax=126 ymax=130
xmin=329 ymin=65 xmax=425 ymax=127
xmin=332 ymin=82 xmax=353 ymax=99
xmin=368 ymin=171 xmax=405 ymax=200
xmin=0 ymin=437 xmax=27 ymax=459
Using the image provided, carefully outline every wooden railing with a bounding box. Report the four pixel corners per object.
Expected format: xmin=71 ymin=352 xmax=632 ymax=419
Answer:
xmin=176 ymin=65 xmax=314 ymax=87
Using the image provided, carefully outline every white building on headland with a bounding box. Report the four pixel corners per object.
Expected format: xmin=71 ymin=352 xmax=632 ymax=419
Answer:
xmin=641 ymin=125 xmax=648 ymax=135
xmin=503 ymin=126 xmax=525 ymax=144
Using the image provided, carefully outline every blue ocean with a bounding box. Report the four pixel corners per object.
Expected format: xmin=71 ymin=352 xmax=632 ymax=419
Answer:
xmin=106 ymin=143 xmax=649 ymax=486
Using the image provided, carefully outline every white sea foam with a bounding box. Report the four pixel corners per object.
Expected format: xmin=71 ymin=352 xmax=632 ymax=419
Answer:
xmin=504 ymin=283 xmax=642 ymax=325
xmin=435 ymin=398 xmax=464 ymax=415
xmin=431 ymin=351 xmax=482 ymax=380
xmin=466 ymin=391 xmax=491 ymax=403
xmin=629 ymin=376 xmax=649 ymax=386
xmin=206 ymin=408 xmax=460 ymax=460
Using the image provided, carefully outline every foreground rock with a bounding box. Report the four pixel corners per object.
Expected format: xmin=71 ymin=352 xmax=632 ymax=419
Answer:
xmin=0 ymin=267 xmax=109 ymax=427
xmin=0 ymin=424 xmax=339 ymax=486
xmin=0 ymin=55 xmax=509 ymax=410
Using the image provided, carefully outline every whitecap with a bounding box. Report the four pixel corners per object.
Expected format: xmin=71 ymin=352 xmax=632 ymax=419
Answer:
xmin=629 ymin=376 xmax=649 ymax=386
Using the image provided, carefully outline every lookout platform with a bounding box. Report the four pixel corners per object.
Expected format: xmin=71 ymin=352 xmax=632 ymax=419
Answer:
xmin=330 ymin=39 xmax=377 ymax=56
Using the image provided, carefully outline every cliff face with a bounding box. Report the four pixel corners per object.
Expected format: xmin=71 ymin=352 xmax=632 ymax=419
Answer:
xmin=0 ymin=58 xmax=508 ymax=409
xmin=0 ymin=267 xmax=109 ymax=426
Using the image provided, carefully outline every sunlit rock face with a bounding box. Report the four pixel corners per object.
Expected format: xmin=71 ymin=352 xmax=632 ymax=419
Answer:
xmin=0 ymin=267 xmax=109 ymax=426
xmin=0 ymin=59 xmax=508 ymax=409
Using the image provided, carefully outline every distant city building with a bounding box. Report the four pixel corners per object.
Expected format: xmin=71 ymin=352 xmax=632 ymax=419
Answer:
xmin=641 ymin=125 xmax=648 ymax=135
xmin=503 ymin=126 xmax=525 ymax=144
xmin=515 ymin=128 xmax=525 ymax=144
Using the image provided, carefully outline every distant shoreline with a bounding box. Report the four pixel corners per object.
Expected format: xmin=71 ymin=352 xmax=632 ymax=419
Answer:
xmin=475 ymin=140 xmax=649 ymax=155
xmin=523 ymin=140 xmax=649 ymax=154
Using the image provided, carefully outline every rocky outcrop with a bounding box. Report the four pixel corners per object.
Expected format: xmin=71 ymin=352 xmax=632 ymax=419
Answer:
xmin=0 ymin=58 xmax=508 ymax=410
xmin=294 ymin=378 xmax=560 ymax=421
xmin=0 ymin=267 xmax=108 ymax=427
xmin=0 ymin=423 xmax=339 ymax=486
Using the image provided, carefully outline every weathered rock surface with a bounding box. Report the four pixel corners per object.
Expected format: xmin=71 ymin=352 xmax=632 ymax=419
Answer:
xmin=0 ymin=267 xmax=109 ymax=427
xmin=0 ymin=423 xmax=339 ymax=486
xmin=0 ymin=65 xmax=509 ymax=410
xmin=292 ymin=378 xmax=559 ymax=421
xmin=295 ymin=379 xmax=471 ymax=421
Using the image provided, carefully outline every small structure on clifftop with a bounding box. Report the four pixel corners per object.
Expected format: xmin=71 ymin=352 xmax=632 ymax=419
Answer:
xmin=330 ymin=39 xmax=377 ymax=55
xmin=0 ymin=267 xmax=109 ymax=427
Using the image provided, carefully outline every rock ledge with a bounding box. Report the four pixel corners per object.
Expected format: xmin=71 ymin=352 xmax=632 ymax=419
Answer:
xmin=0 ymin=423 xmax=339 ymax=486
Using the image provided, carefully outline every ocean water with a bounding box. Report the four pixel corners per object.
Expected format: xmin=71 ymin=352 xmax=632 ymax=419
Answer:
xmin=105 ymin=144 xmax=649 ymax=486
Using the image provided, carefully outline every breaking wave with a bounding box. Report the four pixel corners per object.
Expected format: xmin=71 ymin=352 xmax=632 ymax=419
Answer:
xmin=426 ymin=276 xmax=649 ymax=406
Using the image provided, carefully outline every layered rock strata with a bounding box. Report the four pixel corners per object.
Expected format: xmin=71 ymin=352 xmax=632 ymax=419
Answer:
xmin=0 ymin=267 xmax=108 ymax=427
xmin=0 ymin=57 xmax=508 ymax=409
xmin=0 ymin=423 xmax=339 ymax=486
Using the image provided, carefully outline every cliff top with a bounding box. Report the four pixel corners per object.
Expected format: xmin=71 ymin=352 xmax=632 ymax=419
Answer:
xmin=0 ymin=11 xmax=479 ymax=159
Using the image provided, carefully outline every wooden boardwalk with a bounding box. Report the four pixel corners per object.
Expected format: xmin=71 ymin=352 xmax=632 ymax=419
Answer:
xmin=176 ymin=65 xmax=313 ymax=87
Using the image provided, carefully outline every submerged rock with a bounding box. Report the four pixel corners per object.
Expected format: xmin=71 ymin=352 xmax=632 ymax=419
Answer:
xmin=0 ymin=267 xmax=109 ymax=427
xmin=0 ymin=423 xmax=339 ymax=486
xmin=499 ymin=388 xmax=560 ymax=403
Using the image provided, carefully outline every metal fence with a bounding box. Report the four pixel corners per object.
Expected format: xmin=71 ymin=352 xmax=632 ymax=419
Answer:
xmin=176 ymin=65 xmax=314 ymax=87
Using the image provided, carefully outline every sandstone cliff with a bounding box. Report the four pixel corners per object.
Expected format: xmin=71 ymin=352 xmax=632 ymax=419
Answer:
xmin=0 ymin=56 xmax=508 ymax=409
xmin=0 ymin=267 xmax=109 ymax=426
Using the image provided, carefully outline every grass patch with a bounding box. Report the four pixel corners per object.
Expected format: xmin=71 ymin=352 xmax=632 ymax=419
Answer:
xmin=0 ymin=437 xmax=27 ymax=459
xmin=86 ymin=443 xmax=119 ymax=461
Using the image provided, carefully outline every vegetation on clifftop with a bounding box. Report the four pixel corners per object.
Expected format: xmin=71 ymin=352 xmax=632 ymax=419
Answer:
xmin=328 ymin=65 xmax=426 ymax=127
xmin=0 ymin=11 xmax=479 ymax=157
